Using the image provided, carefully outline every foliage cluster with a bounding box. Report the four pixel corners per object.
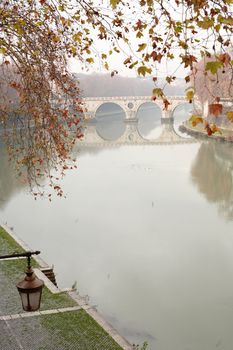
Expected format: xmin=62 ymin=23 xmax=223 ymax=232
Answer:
xmin=0 ymin=0 xmax=233 ymax=195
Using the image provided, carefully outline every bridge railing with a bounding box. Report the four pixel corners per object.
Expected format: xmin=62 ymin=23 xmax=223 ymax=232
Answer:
xmin=82 ymin=96 xmax=188 ymax=101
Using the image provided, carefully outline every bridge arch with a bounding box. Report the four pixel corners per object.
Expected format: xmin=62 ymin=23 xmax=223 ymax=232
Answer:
xmin=94 ymin=102 xmax=127 ymax=119
xmin=135 ymin=101 xmax=162 ymax=116
xmin=95 ymin=102 xmax=126 ymax=141
xmin=171 ymin=102 xmax=193 ymax=137
xmin=136 ymin=102 xmax=163 ymax=140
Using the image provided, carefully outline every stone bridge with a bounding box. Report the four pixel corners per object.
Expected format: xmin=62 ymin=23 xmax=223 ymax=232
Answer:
xmin=82 ymin=95 xmax=195 ymax=121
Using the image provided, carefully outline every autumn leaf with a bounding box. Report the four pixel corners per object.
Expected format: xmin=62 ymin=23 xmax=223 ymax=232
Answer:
xmin=86 ymin=57 xmax=94 ymax=64
xmin=189 ymin=115 xmax=203 ymax=127
xmin=205 ymin=122 xmax=213 ymax=136
xmin=137 ymin=66 xmax=152 ymax=76
xmin=226 ymin=111 xmax=233 ymax=122
xmin=151 ymin=51 xmax=162 ymax=62
xmin=111 ymin=70 xmax=118 ymax=77
xmin=163 ymin=98 xmax=171 ymax=110
xmin=197 ymin=17 xmax=214 ymax=29
xmin=137 ymin=43 xmax=147 ymax=52
xmin=136 ymin=31 xmax=143 ymax=38
xmin=205 ymin=61 xmax=223 ymax=74
xmin=123 ymin=57 xmax=131 ymax=65
xmin=218 ymin=53 xmax=231 ymax=66
xmin=204 ymin=122 xmax=221 ymax=135
xmin=110 ymin=0 xmax=120 ymax=8
xmin=152 ymin=88 xmax=164 ymax=98
xmin=181 ymin=54 xmax=197 ymax=68
xmin=185 ymin=88 xmax=195 ymax=103
xmin=217 ymin=15 xmax=233 ymax=26
xmin=0 ymin=48 xmax=7 ymax=55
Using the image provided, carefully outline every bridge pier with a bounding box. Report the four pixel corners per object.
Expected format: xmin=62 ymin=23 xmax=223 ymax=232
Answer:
xmin=161 ymin=108 xmax=174 ymax=124
xmin=161 ymin=117 xmax=174 ymax=124
xmin=119 ymin=123 xmax=141 ymax=143
xmin=125 ymin=110 xmax=137 ymax=122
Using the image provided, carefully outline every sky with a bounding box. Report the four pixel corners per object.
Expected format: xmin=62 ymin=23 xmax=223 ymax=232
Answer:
xmin=67 ymin=0 xmax=233 ymax=81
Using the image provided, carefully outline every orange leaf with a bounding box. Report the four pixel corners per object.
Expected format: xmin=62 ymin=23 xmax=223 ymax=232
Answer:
xmin=205 ymin=122 xmax=213 ymax=136
xmin=218 ymin=53 xmax=231 ymax=66
xmin=163 ymin=98 xmax=170 ymax=111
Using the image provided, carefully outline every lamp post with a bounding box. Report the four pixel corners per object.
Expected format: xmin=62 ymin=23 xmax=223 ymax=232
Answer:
xmin=0 ymin=251 xmax=44 ymax=312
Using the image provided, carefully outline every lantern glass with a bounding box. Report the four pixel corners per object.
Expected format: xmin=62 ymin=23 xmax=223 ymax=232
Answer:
xmin=19 ymin=289 xmax=43 ymax=312
xmin=17 ymin=267 xmax=44 ymax=312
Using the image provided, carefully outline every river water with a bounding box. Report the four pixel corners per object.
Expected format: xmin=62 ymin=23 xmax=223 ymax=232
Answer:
xmin=1 ymin=103 xmax=233 ymax=350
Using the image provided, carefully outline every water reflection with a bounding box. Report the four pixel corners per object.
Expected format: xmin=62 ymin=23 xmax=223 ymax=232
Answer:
xmin=136 ymin=102 xmax=162 ymax=139
xmin=191 ymin=141 xmax=233 ymax=220
xmin=95 ymin=102 xmax=126 ymax=140
xmin=172 ymin=103 xmax=193 ymax=137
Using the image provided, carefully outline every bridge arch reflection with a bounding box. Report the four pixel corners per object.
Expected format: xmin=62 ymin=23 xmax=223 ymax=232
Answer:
xmin=136 ymin=102 xmax=163 ymax=140
xmin=81 ymin=122 xmax=196 ymax=146
xmin=172 ymin=102 xmax=193 ymax=138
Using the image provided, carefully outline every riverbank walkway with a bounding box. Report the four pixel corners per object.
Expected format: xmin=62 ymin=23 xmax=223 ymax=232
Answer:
xmin=181 ymin=118 xmax=233 ymax=142
xmin=0 ymin=225 xmax=132 ymax=350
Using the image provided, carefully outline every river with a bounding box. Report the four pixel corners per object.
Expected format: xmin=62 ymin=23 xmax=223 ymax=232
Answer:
xmin=1 ymin=102 xmax=233 ymax=350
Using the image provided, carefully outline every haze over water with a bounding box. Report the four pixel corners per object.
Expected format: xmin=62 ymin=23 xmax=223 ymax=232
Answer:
xmin=1 ymin=102 xmax=233 ymax=350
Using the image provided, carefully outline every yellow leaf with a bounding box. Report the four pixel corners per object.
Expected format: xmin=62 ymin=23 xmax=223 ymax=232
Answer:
xmin=123 ymin=57 xmax=131 ymax=65
xmin=73 ymin=32 xmax=82 ymax=42
xmin=189 ymin=115 xmax=203 ymax=127
xmin=104 ymin=62 xmax=109 ymax=70
xmin=197 ymin=17 xmax=214 ymax=29
xmin=137 ymin=66 xmax=152 ymax=76
xmin=226 ymin=111 xmax=233 ymax=122
xmin=110 ymin=0 xmax=120 ymax=8
xmin=0 ymin=48 xmax=7 ymax=55
xmin=136 ymin=31 xmax=143 ymax=38
xmin=152 ymin=88 xmax=164 ymax=98
xmin=86 ymin=57 xmax=94 ymax=64
xmin=52 ymin=35 xmax=60 ymax=43
xmin=137 ymin=43 xmax=147 ymax=52
xmin=186 ymin=89 xmax=194 ymax=102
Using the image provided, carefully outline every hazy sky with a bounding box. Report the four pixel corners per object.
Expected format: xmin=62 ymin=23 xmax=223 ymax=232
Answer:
xmin=68 ymin=1 xmax=188 ymax=78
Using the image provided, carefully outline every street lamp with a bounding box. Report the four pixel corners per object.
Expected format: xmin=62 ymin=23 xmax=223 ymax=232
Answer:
xmin=0 ymin=251 xmax=44 ymax=311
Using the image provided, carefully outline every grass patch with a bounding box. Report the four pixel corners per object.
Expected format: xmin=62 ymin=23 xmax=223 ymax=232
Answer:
xmin=41 ymin=309 xmax=123 ymax=350
xmin=0 ymin=226 xmax=24 ymax=255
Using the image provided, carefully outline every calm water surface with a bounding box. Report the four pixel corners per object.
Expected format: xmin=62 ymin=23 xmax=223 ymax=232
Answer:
xmin=1 ymin=104 xmax=233 ymax=350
